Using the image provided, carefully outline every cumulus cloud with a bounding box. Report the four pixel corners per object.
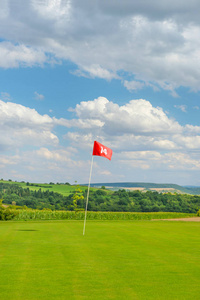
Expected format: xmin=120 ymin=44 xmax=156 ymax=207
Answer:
xmin=6 ymin=95 xmax=195 ymax=181
xmin=65 ymin=97 xmax=200 ymax=156
xmin=68 ymin=96 xmax=182 ymax=135
xmin=0 ymin=100 xmax=54 ymax=129
xmin=172 ymin=135 xmax=200 ymax=149
xmin=1 ymin=1 xmax=200 ymax=93
xmin=1 ymin=96 xmax=200 ymax=183
xmin=0 ymin=100 xmax=59 ymax=150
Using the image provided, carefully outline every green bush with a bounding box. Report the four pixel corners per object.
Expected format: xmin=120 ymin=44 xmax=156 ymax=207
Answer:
xmin=0 ymin=199 xmax=20 ymax=220
xmin=0 ymin=207 xmax=19 ymax=220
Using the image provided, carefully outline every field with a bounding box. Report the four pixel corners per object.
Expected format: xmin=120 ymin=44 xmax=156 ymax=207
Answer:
xmin=0 ymin=220 xmax=200 ymax=299
xmin=0 ymin=180 xmax=103 ymax=197
xmin=1 ymin=180 xmax=88 ymax=196
xmin=14 ymin=210 xmax=196 ymax=221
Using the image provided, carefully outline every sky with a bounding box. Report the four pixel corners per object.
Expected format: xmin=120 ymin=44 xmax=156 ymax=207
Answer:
xmin=1 ymin=1 xmax=200 ymax=186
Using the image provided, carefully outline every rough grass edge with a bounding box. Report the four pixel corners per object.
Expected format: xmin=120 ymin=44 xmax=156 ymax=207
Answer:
xmin=11 ymin=210 xmax=197 ymax=221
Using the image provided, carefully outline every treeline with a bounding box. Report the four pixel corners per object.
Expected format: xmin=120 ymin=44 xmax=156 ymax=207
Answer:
xmin=0 ymin=183 xmax=74 ymax=210
xmin=87 ymin=189 xmax=200 ymax=213
xmin=1 ymin=183 xmax=200 ymax=213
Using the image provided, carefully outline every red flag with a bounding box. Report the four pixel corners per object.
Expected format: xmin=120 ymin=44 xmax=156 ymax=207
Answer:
xmin=92 ymin=141 xmax=112 ymax=160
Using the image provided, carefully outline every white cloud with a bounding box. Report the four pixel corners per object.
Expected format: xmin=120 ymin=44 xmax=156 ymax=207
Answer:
xmin=1 ymin=97 xmax=195 ymax=172
xmin=174 ymin=105 xmax=187 ymax=112
xmin=0 ymin=42 xmax=47 ymax=68
xmin=0 ymin=100 xmax=59 ymax=150
xmin=1 ymin=1 xmax=200 ymax=93
xmin=123 ymin=80 xmax=145 ymax=91
xmin=1 ymin=97 xmax=200 ymax=183
xmin=64 ymin=97 xmax=200 ymax=157
xmin=184 ymin=125 xmax=200 ymax=135
xmin=172 ymin=135 xmax=200 ymax=149
xmin=120 ymin=151 xmax=162 ymax=161
xmin=70 ymin=97 xmax=182 ymax=135
xmin=0 ymin=149 xmax=91 ymax=183
xmin=64 ymin=132 xmax=93 ymax=150
xmin=0 ymin=100 xmax=53 ymax=129
xmin=163 ymin=152 xmax=200 ymax=170
xmin=118 ymin=151 xmax=200 ymax=172
xmin=72 ymin=64 xmax=119 ymax=80
xmin=36 ymin=147 xmax=76 ymax=162
xmin=34 ymin=91 xmax=45 ymax=100
xmin=59 ymin=118 xmax=104 ymax=129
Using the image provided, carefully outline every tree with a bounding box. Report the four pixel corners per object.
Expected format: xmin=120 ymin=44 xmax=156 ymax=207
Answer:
xmin=71 ymin=187 xmax=84 ymax=211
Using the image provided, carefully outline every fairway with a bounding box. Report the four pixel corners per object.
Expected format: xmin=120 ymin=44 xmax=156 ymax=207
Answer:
xmin=0 ymin=220 xmax=200 ymax=299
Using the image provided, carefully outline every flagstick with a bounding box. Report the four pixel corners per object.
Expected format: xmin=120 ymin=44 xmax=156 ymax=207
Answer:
xmin=83 ymin=155 xmax=94 ymax=235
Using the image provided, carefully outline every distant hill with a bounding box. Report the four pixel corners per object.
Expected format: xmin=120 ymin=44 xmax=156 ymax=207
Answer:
xmin=87 ymin=182 xmax=200 ymax=195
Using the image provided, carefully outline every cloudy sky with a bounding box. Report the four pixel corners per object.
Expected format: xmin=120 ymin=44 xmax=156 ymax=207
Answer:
xmin=1 ymin=0 xmax=200 ymax=185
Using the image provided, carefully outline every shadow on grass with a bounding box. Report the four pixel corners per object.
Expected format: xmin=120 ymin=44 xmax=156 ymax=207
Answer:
xmin=17 ymin=229 xmax=39 ymax=231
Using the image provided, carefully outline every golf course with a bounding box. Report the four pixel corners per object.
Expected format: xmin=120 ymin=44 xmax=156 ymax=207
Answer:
xmin=0 ymin=219 xmax=200 ymax=299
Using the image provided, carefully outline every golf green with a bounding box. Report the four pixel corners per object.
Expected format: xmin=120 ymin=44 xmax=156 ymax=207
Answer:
xmin=0 ymin=220 xmax=200 ymax=299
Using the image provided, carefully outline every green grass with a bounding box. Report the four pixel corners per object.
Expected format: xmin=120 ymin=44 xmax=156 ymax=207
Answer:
xmin=0 ymin=220 xmax=200 ymax=299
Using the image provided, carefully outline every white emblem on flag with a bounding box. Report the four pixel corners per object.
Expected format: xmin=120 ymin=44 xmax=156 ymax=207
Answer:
xmin=101 ymin=146 xmax=107 ymax=155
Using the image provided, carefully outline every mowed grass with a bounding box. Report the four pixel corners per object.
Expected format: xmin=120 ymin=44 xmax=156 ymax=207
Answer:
xmin=0 ymin=220 xmax=200 ymax=299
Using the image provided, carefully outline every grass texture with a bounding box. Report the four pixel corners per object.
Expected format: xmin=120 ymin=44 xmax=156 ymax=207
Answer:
xmin=0 ymin=220 xmax=200 ymax=299
xmin=14 ymin=210 xmax=196 ymax=221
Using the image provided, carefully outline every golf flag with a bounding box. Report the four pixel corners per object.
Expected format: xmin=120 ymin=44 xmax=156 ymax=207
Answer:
xmin=93 ymin=141 xmax=112 ymax=160
xmin=83 ymin=140 xmax=113 ymax=235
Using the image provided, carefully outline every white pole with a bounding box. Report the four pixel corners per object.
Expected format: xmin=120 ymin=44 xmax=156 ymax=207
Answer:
xmin=83 ymin=155 xmax=94 ymax=235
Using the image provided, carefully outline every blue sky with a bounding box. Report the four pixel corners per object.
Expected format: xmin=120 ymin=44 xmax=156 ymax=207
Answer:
xmin=1 ymin=1 xmax=200 ymax=185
